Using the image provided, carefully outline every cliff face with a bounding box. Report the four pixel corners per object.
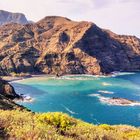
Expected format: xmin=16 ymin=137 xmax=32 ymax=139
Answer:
xmin=0 ymin=16 xmax=140 ymax=75
xmin=0 ymin=79 xmax=21 ymax=110
xmin=0 ymin=10 xmax=28 ymax=25
xmin=0 ymin=79 xmax=20 ymax=99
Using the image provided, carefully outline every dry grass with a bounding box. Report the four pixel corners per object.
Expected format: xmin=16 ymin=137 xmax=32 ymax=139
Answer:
xmin=0 ymin=110 xmax=140 ymax=140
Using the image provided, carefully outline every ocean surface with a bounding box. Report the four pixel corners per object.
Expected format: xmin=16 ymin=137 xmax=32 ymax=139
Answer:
xmin=11 ymin=72 xmax=140 ymax=126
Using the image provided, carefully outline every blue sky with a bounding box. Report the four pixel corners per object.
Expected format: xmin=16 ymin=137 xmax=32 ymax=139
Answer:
xmin=0 ymin=0 xmax=140 ymax=37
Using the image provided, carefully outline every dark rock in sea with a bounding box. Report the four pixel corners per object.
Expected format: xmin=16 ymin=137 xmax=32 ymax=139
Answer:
xmin=101 ymin=97 xmax=140 ymax=106
xmin=0 ymin=16 xmax=139 ymax=75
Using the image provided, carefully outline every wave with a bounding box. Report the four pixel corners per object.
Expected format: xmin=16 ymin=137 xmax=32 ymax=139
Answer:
xmin=52 ymin=74 xmax=115 ymax=80
xmin=61 ymin=104 xmax=78 ymax=114
xmin=90 ymin=114 xmax=100 ymax=124
xmin=54 ymin=75 xmax=99 ymax=81
xmin=15 ymin=94 xmax=34 ymax=103
xmin=101 ymin=82 xmax=112 ymax=86
xmin=111 ymin=72 xmax=135 ymax=77
xmin=98 ymin=90 xmax=114 ymax=94
xmin=88 ymin=93 xmax=101 ymax=97
xmin=53 ymin=72 xmax=136 ymax=80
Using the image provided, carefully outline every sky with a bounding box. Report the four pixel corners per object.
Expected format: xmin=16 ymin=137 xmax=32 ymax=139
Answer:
xmin=0 ymin=0 xmax=140 ymax=37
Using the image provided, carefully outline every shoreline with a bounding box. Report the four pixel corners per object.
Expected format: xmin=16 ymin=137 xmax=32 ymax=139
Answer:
xmin=2 ymin=72 xmax=139 ymax=105
xmin=2 ymin=74 xmax=49 ymax=82
xmin=1 ymin=71 xmax=138 ymax=83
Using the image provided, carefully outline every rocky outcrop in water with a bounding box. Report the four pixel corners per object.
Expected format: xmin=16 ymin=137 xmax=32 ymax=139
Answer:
xmin=0 ymin=10 xmax=28 ymax=25
xmin=0 ymin=16 xmax=140 ymax=75
xmin=100 ymin=97 xmax=140 ymax=106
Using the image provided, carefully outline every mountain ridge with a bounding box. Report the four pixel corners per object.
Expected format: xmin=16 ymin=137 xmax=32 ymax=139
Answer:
xmin=0 ymin=10 xmax=29 ymax=25
xmin=0 ymin=15 xmax=139 ymax=75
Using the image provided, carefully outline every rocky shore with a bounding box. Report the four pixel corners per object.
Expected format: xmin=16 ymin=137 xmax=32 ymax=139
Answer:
xmin=0 ymin=79 xmax=26 ymax=110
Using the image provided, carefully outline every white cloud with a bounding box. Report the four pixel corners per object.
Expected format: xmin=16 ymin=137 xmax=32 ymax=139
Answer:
xmin=0 ymin=0 xmax=140 ymax=37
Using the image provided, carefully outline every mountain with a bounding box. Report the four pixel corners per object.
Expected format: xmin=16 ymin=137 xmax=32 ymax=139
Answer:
xmin=0 ymin=10 xmax=28 ymax=25
xmin=0 ymin=16 xmax=139 ymax=75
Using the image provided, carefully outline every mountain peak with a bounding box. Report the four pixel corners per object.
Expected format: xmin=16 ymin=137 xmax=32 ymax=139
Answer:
xmin=0 ymin=10 xmax=29 ymax=25
xmin=40 ymin=16 xmax=71 ymax=21
xmin=37 ymin=16 xmax=72 ymax=25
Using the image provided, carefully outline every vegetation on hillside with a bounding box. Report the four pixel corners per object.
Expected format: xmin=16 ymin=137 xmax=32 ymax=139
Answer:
xmin=0 ymin=110 xmax=140 ymax=140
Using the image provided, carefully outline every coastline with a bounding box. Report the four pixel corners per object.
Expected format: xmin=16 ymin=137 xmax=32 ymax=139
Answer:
xmin=2 ymin=72 xmax=140 ymax=127
xmin=1 ymin=71 xmax=138 ymax=83
xmin=1 ymin=74 xmax=49 ymax=82
xmin=2 ymin=72 xmax=140 ymax=106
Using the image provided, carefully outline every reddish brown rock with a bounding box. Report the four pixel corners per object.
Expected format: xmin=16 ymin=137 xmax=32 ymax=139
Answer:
xmin=0 ymin=16 xmax=139 ymax=75
xmin=0 ymin=79 xmax=20 ymax=99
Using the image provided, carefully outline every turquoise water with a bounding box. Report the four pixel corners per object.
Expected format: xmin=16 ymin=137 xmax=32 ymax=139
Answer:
xmin=11 ymin=72 xmax=140 ymax=126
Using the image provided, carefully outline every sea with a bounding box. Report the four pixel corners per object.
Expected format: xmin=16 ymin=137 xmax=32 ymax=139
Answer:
xmin=11 ymin=72 xmax=140 ymax=126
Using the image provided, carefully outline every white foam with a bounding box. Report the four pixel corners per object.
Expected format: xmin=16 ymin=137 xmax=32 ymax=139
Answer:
xmin=15 ymin=95 xmax=34 ymax=103
xmin=111 ymin=72 xmax=135 ymax=77
xmin=128 ymin=103 xmax=140 ymax=106
xmin=88 ymin=93 xmax=101 ymax=97
xmin=88 ymin=93 xmax=140 ymax=106
xmin=98 ymin=90 xmax=114 ymax=94
xmin=90 ymin=114 xmax=100 ymax=125
xmin=54 ymin=75 xmax=99 ymax=81
xmin=61 ymin=104 xmax=77 ymax=114
xmin=102 ymin=82 xmax=112 ymax=86
xmin=100 ymin=97 xmax=140 ymax=106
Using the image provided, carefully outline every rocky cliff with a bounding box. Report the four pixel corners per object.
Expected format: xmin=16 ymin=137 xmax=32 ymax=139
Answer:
xmin=0 ymin=79 xmax=20 ymax=99
xmin=0 ymin=16 xmax=140 ymax=75
xmin=0 ymin=79 xmax=22 ymax=110
xmin=0 ymin=10 xmax=28 ymax=25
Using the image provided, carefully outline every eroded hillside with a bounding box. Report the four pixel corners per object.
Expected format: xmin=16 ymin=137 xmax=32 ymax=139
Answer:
xmin=0 ymin=16 xmax=140 ymax=75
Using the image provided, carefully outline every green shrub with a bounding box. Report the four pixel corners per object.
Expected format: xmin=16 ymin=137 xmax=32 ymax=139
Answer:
xmin=99 ymin=124 xmax=114 ymax=130
xmin=0 ymin=110 xmax=140 ymax=140
xmin=37 ymin=112 xmax=76 ymax=130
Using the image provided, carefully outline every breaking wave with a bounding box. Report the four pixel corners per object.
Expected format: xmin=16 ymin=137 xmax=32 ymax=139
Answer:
xmin=101 ymin=82 xmax=112 ymax=86
xmin=61 ymin=104 xmax=78 ymax=114
xmin=98 ymin=90 xmax=114 ymax=94
xmin=88 ymin=93 xmax=140 ymax=106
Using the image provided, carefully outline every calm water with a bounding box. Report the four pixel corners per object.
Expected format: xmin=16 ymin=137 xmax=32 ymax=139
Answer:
xmin=11 ymin=72 xmax=140 ymax=126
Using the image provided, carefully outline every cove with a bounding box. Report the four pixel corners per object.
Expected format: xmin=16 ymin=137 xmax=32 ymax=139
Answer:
xmin=11 ymin=72 xmax=140 ymax=126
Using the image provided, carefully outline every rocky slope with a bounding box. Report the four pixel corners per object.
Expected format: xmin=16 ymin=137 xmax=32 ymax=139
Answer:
xmin=0 ymin=16 xmax=140 ymax=75
xmin=0 ymin=10 xmax=28 ymax=25
xmin=1 ymin=111 xmax=140 ymax=140
xmin=0 ymin=79 xmax=21 ymax=110
xmin=0 ymin=79 xmax=20 ymax=99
